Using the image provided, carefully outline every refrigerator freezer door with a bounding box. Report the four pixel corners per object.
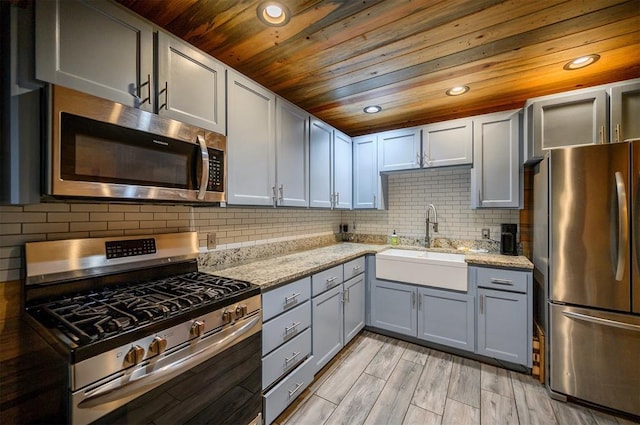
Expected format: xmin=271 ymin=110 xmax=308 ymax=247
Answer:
xmin=549 ymin=303 xmax=640 ymax=416
xmin=550 ymin=143 xmax=631 ymax=311
xmin=633 ymin=140 xmax=640 ymax=313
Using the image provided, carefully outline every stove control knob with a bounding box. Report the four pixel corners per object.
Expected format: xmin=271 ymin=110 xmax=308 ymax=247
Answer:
xmin=223 ymin=308 xmax=235 ymax=323
xmin=236 ymin=304 xmax=248 ymax=318
xmin=149 ymin=336 xmax=168 ymax=356
xmin=124 ymin=345 xmax=145 ymax=367
xmin=190 ymin=320 xmax=205 ymax=338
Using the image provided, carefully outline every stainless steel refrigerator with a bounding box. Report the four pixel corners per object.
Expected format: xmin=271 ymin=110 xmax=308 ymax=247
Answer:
xmin=533 ymin=141 xmax=640 ymax=417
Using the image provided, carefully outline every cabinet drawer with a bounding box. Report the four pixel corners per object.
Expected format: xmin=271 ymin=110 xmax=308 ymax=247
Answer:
xmin=263 ymin=301 xmax=311 ymax=356
xmin=262 ymin=328 xmax=311 ymax=390
xmin=263 ymin=356 xmax=315 ymax=425
xmin=262 ymin=277 xmax=311 ymax=322
xmin=476 ymin=267 xmax=529 ymax=293
xmin=311 ymin=265 xmax=344 ymax=297
xmin=343 ymin=256 xmax=365 ymax=280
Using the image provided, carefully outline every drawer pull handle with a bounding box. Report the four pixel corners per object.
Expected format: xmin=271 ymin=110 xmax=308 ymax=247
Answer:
xmin=326 ymin=276 xmax=337 ymax=284
xmin=288 ymin=382 xmax=304 ymax=397
xmin=353 ymin=265 xmax=362 ymax=271
xmin=284 ymin=322 xmax=301 ymax=335
xmin=490 ymin=278 xmax=513 ymax=285
xmin=284 ymin=293 xmax=301 ymax=307
xmin=285 ymin=351 xmax=301 ymax=365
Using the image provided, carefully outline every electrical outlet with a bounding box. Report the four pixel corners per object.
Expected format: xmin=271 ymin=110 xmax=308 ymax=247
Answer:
xmin=482 ymin=228 xmax=490 ymax=239
xmin=207 ymin=233 xmax=216 ymax=249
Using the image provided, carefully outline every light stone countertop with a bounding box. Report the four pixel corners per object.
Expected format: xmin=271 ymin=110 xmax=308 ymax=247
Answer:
xmin=201 ymin=242 xmax=533 ymax=291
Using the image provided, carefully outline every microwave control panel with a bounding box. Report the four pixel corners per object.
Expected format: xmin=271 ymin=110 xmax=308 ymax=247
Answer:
xmin=207 ymin=148 xmax=224 ymax=192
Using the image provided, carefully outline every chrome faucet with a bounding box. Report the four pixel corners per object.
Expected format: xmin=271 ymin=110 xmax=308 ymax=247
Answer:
xmin=426 ymin=203 xmax=438 ymax=247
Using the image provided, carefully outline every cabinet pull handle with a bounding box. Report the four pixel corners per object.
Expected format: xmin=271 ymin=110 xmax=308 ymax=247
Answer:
xmin=616 ymin=123 xmax=622 ymax=143
xmin=353 ymin=265 xmax=362 ymax=271
xmin=138 ymin=74 xmax=151 ymax=105
xmin=418 ymin=293 xmax=422 ymax=310
xmin=284 ymin=322 xmax=301 ymax=335
xmin=345 ymin=288 xmax=350 ymax=303
xmin=600 ymin=125 xmax=606 ymax=144
xmin=490 ymin=278 xmax=513 ymax=285
xmin=285 ymin=351 xmax=301 ymax=365
xmin=373 ymin=194 xmax=377 ymax=208
xmin=336 ymin=192 xmax=340 ymax=206
xmin=272 ymin=186 xmax=277 ymax=207
xmin=480 ymin=295 xmax=484 ymax=314
xmin=284 ymin=292 xmax=300 ymax=307
xmin=330 ymin=192 xmax=335 ymax=209
xmin=159 ymin=81 xmax=169 ymax=110
xmin=411 ymin=291 xmax=416 ymax=308
xmin=279 ymin=184 xmax=284 ymax=202
xmin=326 ymin=276 xmax=337 ymax=284
xmin=288 ymin=382 xmax=304 ymax=397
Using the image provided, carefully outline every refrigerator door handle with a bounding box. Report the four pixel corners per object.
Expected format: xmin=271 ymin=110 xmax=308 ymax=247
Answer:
xmin=614 ymin=171 xmax=628 ymax=281
xmin=561 ymin=310 xmax=640 ymax=332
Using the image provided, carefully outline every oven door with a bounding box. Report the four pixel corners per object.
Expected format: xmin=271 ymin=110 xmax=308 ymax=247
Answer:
xmin=72 ymin=314 xmax=261 ymax=425
xmin=49 ymin=85 xmax=225 ymax=203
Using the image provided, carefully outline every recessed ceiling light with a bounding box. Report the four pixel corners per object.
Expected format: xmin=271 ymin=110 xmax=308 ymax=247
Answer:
xmin=563 ymin=54 xmax=600 ymax=70
xmin=364 ymin=105 xmax=382 ymax=114
xmin=257 ymin=2 xmax=290 ymax=26
xmin=446 ymin=85 xmax=469 ymax=96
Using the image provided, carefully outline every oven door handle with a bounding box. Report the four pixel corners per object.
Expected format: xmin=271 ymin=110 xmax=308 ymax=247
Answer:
xmin=196 ymin=134 xmax=210 ymax=200
xmin=78 ymin=314 xmax=260 ymax=408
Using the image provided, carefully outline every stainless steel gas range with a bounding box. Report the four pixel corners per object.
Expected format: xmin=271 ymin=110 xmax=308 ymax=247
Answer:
xmin=24 ymin=232 xmax=262 ymax=425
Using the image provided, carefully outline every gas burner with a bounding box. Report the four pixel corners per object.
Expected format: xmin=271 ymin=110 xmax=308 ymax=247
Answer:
xmin=34 ymin=272 xmax=253 ymax=345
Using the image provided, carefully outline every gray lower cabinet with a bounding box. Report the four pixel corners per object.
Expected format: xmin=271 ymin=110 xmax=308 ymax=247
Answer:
xmin=311 ymin=284 xmax=344 ymax=372
xmin=262 ymin=277 xmax=313 ymax=425
xmin=476 ymin=288 xmax=528 ymax=365
xmin=370 ymin=279 xmax=417 ymax=337
xmin=417 ymin=287 xmax=474 ymax=351
xmin=311 ymin=258 xmax=366 ymax=374
xmin=343 ymin=274 xmax=365 ymax=344
xmin=472 ymin=266 xmax=532 ymax=367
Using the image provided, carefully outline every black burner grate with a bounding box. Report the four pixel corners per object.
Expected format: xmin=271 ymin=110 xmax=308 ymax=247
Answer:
xmin=36 ymin=272 xmax=252 ymax=345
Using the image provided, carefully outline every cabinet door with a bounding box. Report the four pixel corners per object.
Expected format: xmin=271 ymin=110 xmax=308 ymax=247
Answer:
xmin=353 ymin=135 xmax=380 ymax=209
xmin=156 ymin=33 xmax=225 ymax=134
xmin=377 ymin=128 xmax=421 ymax=172
xmin=370 ymin=279 xmax=417 ymax=337
xmin=227 ymin=70 xmax=276 ymax=206
xmin=417 ymin=287 xmax=474 ymax=351
xmin=477 ymin=288 xmax=528 ymax=365
xmin=312 ymin=284 xmax=344 ymax=373
xmin=533 ymin=89 xmax=607 ymax=149
xmin=276 ymin=98 xmax=309 ymax=207
xmin=422 ymin=118 xmax=472 ymax=168
xmin=333 ymin=130 xmax=352 ymax=209
xmin=36 ymin=0 xmax=153 ymax=111
xmin=343 ymin=275 xmax=365 ymax=344
xmin=472 ymin=110 xmax=520 ymax=208
xmin=610 ymin=81 xmax=640 ymax=143
xmin=309 ymin=119 xmax=333 ymax=208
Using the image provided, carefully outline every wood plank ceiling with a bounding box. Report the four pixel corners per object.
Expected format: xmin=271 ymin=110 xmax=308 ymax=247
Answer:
xmin=117 ymin=0 xmax=640 ymax=136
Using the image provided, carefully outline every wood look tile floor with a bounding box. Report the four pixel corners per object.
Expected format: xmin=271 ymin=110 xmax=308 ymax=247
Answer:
xmin=274 ymin=331 xmax=639 ymax=425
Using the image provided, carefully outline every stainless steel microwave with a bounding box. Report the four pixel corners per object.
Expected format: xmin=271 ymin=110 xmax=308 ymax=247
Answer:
xmin=46 ymin=85 xmax=226 ymax=203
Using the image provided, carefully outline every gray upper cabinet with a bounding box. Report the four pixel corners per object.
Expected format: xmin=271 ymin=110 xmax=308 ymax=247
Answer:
xmin=421 ymin=118 xmax=473 ymax=168
xmin=377 ymin=128 xmax=422 ymax=172
xmin=472 ymin=110 xmax=521 ymax=208
xmin=275 ymin=98 xmax=309 ymax=207
xmin=309 ymin=119 xmax=333 ymax=208
xmin=36 ymin=0 xmax=154 ymax=111
xmin=528 ymin=88 xmax=607 ymax=161
xmin=353 ymin=135 xmax=379 ymax=209
xmin=610 ymin=81 xmax=640 ymax=143
xmin=156 ymin=33 xmax=225 ymax=134
xmin=333 ymin=130 xmax=353 ymax=209
xmin=227 ymin=70 xmax=276 ymax=206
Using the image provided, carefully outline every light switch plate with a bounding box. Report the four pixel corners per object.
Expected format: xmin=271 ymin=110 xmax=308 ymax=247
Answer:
xmin=482 ymin=228 xmax=490 ymax=239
